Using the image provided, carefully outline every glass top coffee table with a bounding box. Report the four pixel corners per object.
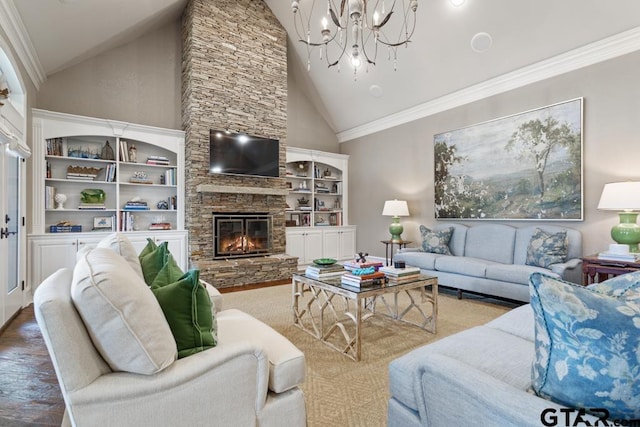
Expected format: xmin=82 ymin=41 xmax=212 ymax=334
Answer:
xmin=292 ymin=272 xmax=438 ymax=361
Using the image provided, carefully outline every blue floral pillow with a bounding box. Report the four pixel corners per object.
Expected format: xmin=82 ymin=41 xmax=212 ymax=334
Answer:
xmin=526 ymin=228 xmax=568 ymax=268
xmin=419 ymin=225 xmax=452 ymax=255
xmin=588 ymin=270 xmax=640 ymax=298
xmin=529 ymin=273 xmax=640 ymax=420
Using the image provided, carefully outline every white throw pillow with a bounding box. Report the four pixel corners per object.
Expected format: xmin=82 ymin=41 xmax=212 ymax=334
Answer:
xmin=97 ymin=232 xmax=144 ymax=279
xmin=71 ymin=247 xmax=177 ymax=374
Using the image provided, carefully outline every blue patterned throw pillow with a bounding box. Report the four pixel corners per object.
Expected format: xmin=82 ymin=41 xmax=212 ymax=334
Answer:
xmin=526 ymin=228 xmax=568 ymax=268
xmin=419 ymin=225 xmax=453 ymax=255
xmin=529 ymin=273 xmax=640 ymax=420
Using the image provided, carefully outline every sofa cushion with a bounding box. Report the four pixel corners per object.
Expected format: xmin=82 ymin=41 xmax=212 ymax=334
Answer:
xmin=530 ymin=273 xmax=640 ymax=420
xmin=435 ymin=256 xmax=495 ymax=278
xmin=464 ymin=224 xmax=516 ymax=264
xmin=217 ymin=309 xmax=305 ymax=393
xmin=71 ymin=247 xmax=177 ymax=375
xmin=152 ymin=269 xmax=217 ymax=358
xmin=395 ymin=250 xmax=442 ymax=270
xmin=526 ymin=228 xmax=568 ymax=268
xmin=419 ymin=225 xmax=453 ymax=255
xmin=96 ymin=232 xmax=144 ymax=279
xmin=485 ymin=263 xmax=558 ymax=286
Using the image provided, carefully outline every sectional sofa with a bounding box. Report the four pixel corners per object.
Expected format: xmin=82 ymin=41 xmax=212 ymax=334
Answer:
xmin=394 ymin=223 xmax=583 ymax=302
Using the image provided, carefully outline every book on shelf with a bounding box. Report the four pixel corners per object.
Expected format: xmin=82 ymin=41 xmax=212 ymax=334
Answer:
xmin=379 ymin=266 xmax=421 ymax=277
xmin=597 ymin=252 xmax=639 ymax=262
xmin=49 ymin=225 xmax=82 ymax=233
xmin=119 ymin=139 xmax=129 ymax=162
xmin=78 ymin=203 xmax=106 ymax=210
xmin=46 ymin=138 xmax=65 ymax=156
xmin=123 ymin=205 xmax=150 ymax=211
xmin=149 ymin=222 xmax=172 ymax=230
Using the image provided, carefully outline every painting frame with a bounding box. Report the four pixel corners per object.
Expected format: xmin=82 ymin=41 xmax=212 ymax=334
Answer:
xmin=93 ymin=216 xmax=113 ymax=230
xmin=434 ymin=98 xmax=583 ymax=221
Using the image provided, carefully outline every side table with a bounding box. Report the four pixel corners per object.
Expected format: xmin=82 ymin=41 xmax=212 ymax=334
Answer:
xmin=381 ymin=240 xmax=412 ymax=266
xmin=581 ymin=254 xmax=640 ymax=285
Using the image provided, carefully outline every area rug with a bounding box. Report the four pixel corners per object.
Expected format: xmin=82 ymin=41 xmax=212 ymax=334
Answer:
xmin=222 ymin=284 xmax=516 ymax=427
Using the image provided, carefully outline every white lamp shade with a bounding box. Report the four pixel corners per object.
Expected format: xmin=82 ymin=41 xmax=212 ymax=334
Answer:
xmin=382 ymin=200 xmax=410 ymax=217
xmin=597 ymin=182 xmax=640 ymax=211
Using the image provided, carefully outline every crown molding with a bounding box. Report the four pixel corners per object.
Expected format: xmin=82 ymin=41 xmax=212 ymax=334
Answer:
xmin=0 ymin=0 xmax=46 ymax=90
xmin=337 ymin=26 xmax=640 ymax=143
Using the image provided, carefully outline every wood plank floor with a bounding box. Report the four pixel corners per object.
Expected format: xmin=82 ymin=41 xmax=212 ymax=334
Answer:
xmin=0 ymin=306 xmax=65 ymax=427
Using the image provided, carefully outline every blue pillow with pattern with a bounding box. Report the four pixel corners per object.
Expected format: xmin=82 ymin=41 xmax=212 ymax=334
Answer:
xmin=526 ymin=228 xmax=568 ymax=268
xmin=419 ymin=225 xmax=452 ymax=255
xmin=588 ymin=270 xmax=640 ymax=297
xmin=529 ymin=273 xmax=640 ymax=420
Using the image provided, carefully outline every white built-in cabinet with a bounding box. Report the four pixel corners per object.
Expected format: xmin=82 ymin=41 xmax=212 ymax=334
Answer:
xmin=285 ymin=147 xmax=356 ymax=264
xmin=28 ymin=109 xmax=187 ymax=291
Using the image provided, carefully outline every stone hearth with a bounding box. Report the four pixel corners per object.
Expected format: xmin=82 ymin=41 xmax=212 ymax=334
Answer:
xmin=181 ymin=0 xmax=296 ymax=288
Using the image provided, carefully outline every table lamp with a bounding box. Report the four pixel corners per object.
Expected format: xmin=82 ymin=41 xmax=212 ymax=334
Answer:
xmin=382 ymin=200 xmax=410 ymax=243
xmin=597 ymin=181 xmax=640 ymax=253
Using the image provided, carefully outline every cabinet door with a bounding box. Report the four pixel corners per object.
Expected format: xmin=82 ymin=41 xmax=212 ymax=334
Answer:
xmin=304 ymin=230 xmax=324 ymax=263
xmin=30 ymin=237 xmax=78 ymax=291
xmin=322 ymin=229 xmax=341 ymax=260
xmin=339 ymin=228 xmax=356 ymax=260
xmin=286 ymin=230 xmax=306 ymax=263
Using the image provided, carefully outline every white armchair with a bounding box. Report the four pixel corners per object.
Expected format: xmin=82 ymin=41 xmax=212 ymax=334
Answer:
xmin=34 ymin=268 xmax=306 ymax=427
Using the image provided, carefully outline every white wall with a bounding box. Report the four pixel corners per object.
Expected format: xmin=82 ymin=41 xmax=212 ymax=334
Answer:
xmin=341 ymin=50 xmax=640 ymax=258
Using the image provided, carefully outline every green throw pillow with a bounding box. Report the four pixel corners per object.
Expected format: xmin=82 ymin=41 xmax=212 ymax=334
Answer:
xmin=138 ymin=237 xmax=157 ymax=260
xmin=139 ymin=240 xmax=169 ymax=285
xmin=150 ymin=253 xmax=184 ymax=289
xmin=152 ymin=269 xmax=217 ymax=358
xmin=419 ymin=225 xmax=453 ymax=255
xmin=525 ymin=228 xmax=568 ymax=268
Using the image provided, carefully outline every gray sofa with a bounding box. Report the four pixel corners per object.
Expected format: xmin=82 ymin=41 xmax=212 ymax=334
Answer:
xmin=388 ymin=303 xmax=600 ymax=426
xmin=394 ymin=223 xmax=582 ymax=302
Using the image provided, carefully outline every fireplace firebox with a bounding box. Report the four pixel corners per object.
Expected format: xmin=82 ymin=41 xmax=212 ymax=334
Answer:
xmin=213 ymin=213 xmax=272 ymax=259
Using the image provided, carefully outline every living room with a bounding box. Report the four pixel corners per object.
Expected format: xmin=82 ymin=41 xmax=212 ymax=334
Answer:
xmin=1 ymin=0 xmax=640 ymax=426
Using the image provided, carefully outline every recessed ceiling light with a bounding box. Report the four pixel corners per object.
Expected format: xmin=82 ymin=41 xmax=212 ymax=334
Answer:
xmin=450 ymin=0 xmax=466 ymax=7
xmin=471 ymin=32 xmax=493 ymax=53
xmin=369 ymin=85 xmax=383 ymax=98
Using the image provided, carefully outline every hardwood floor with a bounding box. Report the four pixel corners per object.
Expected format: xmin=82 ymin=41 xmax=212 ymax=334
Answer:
xmin=0 ymin=306 xmax=65 ymax=427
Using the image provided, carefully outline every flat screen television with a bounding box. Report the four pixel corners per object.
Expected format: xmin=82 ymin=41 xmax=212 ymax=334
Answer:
xmin=209 ymin=130 xmax=280 ymax=178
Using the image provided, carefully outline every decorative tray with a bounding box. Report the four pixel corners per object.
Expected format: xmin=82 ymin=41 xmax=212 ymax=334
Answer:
xmin=313 ymin=258 xmax=337 ymax=266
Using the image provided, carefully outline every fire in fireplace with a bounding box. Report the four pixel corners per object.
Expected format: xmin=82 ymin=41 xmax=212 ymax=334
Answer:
xmin=213 ymin=213 xmax=272 ymax=259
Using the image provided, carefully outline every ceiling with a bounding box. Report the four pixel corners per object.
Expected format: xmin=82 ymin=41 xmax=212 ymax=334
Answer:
xmin=8 ymin=0 xmax=640 ymax=140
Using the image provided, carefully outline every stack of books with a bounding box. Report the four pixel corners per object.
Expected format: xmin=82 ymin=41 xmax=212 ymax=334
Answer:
xmin=149 ymin=222 xmax=172 ymax=230
xmin=123 ymin=201 xmax=150 ymax=211
xmin=343 ymin=260 xmax=384 ymax=272
xmin=341 ymin=270 xmax=386 ymax=288
xmin=379 ymin=266 xmax=421 ymax=283
xmin=597 ymin=251 xmax=639 ymax=262
xmin=305 ymin=264 xmax=345 ymax=279
xmin=146 ymin=156 xmax=170 ymax=166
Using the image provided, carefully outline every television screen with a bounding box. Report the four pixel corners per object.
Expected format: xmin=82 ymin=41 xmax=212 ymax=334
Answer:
xmin=209 ymin=130 xmax=280 ymax=178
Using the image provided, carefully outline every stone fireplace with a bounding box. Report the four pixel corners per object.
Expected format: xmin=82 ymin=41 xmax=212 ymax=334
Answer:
xmin=181 ymin=0 xmax=297 ymax=288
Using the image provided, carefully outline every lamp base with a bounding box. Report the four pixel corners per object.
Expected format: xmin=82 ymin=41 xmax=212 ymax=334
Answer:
xmin=611 ymin=212 xmax=640 ymax=253
xmin=389 ymin=217 xmax=404 ymax=243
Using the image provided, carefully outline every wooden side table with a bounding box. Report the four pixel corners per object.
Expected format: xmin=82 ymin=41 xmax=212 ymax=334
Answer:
xmin=581 ymin=254 xmax=640 ymax=285
xmin=381 ymin=240 xmax=412 ymax=266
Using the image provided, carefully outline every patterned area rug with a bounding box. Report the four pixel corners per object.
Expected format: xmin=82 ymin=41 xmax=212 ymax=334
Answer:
xmin=222 ymin=284 xmax=516 ymax=427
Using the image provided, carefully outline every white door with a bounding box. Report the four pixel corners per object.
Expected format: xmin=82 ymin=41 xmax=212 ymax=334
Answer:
xmin=1 ymin=149 xmax=23 ymax=326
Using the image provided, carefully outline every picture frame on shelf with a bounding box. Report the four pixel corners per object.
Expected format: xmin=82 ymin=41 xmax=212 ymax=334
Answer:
xmin=291 ymin=213 xmax=300 ymax=226
xmin=93 ymin=216 xmax=113 ymax=230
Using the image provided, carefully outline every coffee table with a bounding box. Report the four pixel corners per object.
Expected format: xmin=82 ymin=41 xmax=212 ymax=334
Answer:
xmin=292 ymin=272 xmax=438 ymax=361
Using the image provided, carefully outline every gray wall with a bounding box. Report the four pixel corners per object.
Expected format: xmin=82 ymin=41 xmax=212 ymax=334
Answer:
xmin=341 ymin=50 xmax=640 ymax=258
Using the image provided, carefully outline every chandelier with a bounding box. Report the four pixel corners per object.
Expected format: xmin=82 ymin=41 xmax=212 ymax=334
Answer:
xmin=291 ymin=0 xmax=418 ymax=78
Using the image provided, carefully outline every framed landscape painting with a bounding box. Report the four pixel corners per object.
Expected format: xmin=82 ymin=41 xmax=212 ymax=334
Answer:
xmin=434 ymin=98 xmax=583 ymax=220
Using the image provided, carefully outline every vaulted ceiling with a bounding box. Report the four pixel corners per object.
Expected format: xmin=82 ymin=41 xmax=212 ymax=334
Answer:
xmin=6 ymin=0 xmax=640 ymax=141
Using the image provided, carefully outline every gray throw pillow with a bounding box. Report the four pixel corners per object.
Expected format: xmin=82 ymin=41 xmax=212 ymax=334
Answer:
xmin=420 ymin=225 xmax=453 ymax=255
